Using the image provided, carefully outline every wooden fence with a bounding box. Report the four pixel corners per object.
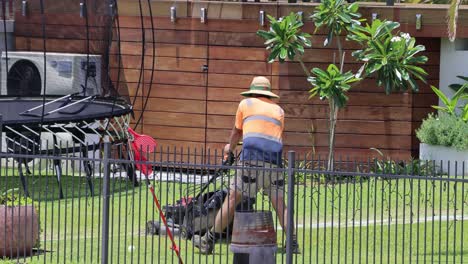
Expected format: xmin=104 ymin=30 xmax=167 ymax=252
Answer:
xmin=13 ymin=0 xmax=468 ymax=161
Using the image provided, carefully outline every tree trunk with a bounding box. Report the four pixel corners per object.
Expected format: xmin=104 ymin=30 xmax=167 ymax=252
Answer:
xmin=326 ymin=36 xmax=344 ymax=173
xmin=298 ymin=58 xmax=311 ymax=77
xmin=327 ymin=99 xmax=339 ymax=172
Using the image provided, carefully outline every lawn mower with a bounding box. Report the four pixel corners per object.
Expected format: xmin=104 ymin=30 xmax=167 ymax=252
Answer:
xmin=146 ymin=151 xmax=255 ymax=240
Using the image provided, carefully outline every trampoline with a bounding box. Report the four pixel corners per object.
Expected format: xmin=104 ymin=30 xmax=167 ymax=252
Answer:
xmin=0 ymin=0 xmax=155 ymax=200
xmin=0 ymin=95 xmax=133 ymax=198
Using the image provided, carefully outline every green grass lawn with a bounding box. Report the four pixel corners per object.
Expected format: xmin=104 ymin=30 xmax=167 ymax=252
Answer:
xmin=1 ymin=169 xmax=468 ymax=263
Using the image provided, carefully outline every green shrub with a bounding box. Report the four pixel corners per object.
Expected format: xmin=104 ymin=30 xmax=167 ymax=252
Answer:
xmin=416 ymin=113 xmax=468 ymax=151
xmin=0 ymin=189 xmax=35 ymax=206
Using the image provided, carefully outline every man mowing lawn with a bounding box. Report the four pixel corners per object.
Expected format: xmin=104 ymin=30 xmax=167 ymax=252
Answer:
xmin=192 ymin=76 xmax=299 ymax=254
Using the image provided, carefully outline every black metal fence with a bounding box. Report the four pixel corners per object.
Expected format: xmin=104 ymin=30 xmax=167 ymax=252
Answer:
xmin=0 ymin=142 xmax=467 ymax=264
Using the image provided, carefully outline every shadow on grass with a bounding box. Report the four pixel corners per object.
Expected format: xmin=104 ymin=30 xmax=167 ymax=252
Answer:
xmin=0 ymin=175 xmax=136 ymax=201
xmin=421 ymin=249 xmax=468 ymax=258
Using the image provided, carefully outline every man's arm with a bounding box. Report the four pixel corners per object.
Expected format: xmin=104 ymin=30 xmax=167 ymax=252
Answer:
xmin=223 ymin=126 xmax=242 ymax=161
xmin=228 ymin=126 xmax=242 ymax=153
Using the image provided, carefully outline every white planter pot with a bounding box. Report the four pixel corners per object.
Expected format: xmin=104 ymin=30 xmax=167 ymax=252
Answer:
xmin=419 ymin=143 xmax=468 ymax=175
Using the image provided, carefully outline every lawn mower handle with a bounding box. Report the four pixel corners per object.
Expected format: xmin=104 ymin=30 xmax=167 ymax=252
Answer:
xmin=194 ymin=151 xmax=240 ymax=200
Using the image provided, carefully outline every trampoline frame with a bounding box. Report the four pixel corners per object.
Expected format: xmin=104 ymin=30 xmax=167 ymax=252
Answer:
xmin=0 ymin=95 xmax=134 ymax=199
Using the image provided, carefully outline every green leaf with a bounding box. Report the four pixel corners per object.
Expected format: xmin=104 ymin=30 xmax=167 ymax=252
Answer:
xmin=431 ymin=85 xmax=451 ymax=110
xmin=271 ymin=21 xmax=283 ymax=36
xmin=462 ymin=104 xmax=468 ymax=121
xmin=312 ymin=67 xmax=330 ymax=79
xmin=349 ymin=2 xmax=359 ymax=13
xmin=449 ymin=83 xmax=463 ymax=91
xmin=279 ymin=48 xmax=288 ymax=60
xmin=452 ymin=83 xmax=468 ymax=99
xmin=257 ymin=30 xmax=275 ymax=40
xmin=367 ymin=62 xmax=383 ymax=73
xmin=384 ymin=76 xmax=392 ymax=94
xmin=308 ymin=87 xmax=319 ymax=98
xmin=431 ymin=105 xmax=449 ymax=112
xmin=395 ymin=68 xmax=402 ymax=81
xmin=295 ymin=44 xmax=305 ymax=54
xmin=267 ymin=46 xmax=281 ymax=63
xmin=408 ymin=77 xmax=419 ymax=92
xmin=337 ymin=13 xmax=351 ymax=24
xmin=288 ymin=48 xmax=296 ymax=60
xmin=407 ymin=56 xmax=428 ymax=64
xmin=405 ymin=65 xmax=428 ymax=77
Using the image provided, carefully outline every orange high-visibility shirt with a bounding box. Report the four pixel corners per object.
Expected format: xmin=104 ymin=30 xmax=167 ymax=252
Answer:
xmin=234 ymin=97 xmax=284 ymax=165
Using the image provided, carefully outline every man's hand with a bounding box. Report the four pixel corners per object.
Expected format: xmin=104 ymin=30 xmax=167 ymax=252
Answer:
xmin=223 ymin=144 xmax=235 ymax=166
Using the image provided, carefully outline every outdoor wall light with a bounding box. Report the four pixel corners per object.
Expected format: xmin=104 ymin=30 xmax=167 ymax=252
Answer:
xmin=170 ymin=6 xmax=176 ymax=23
xmin=80 ymin=2 xmax=87 ymax=18
xmin=416 ymin=14 xmax=422 ymax=30
xmin=201 ymin=8 xmax=207 ymax=24
xmin=109 ymin=3 xmax=115 ymax=17
xmin=21 ymin=1 xmax=27 ymax=17
xmin=372 ymin=13 xmax=378 ymax=22
xmin=297 ymin=11 xmax=303 ymax=22
xmin=259 ymin=10 xmax=265 ymax=27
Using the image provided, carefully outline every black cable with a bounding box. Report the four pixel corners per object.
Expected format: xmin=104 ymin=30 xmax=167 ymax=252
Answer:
xmin=83 ymin=0 xmax=90 ymax=97
xmin=38 ymin=0 xmax=47 ymax=133
xmin=203 ymin=30 xmax=209 ymax=157
xmin=101 ymin=1 xmax=114 ymax=98
xmin=134 ymin=0 xmax=156 ymax=129
xmin=107 ymin=0 xmax=124 ymax=125
xmin=130 ymin=0 xmax=146 ymax=121
xmin=100 ymin=0 xmax=120 ymax=132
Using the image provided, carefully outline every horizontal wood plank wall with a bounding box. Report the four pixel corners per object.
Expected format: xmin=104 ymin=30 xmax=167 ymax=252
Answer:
xmin=13 ymin=0 xmax=116 ymax=97
xmin=114 ymin=14 xmax=439 ymax=162
xmin=13 ymin=1 xmax=444 ymax=162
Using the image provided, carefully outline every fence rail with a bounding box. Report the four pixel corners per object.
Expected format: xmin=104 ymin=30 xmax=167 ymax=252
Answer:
xmin=0 ymin=143 xmax=467 ymax=264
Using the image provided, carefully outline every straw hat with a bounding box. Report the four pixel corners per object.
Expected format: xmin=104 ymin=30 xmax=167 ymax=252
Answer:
xmin=240 ymin=76 xmax=279 ymax=99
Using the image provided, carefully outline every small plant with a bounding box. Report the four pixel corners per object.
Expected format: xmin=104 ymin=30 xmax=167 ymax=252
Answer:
xmin=431 ymin=84 xmax=468 ymax=119
xmin=416 ymin=112 xmax=468 ymax=151
xmin=0 ymin=188 xmax=35 ymax=207
xmin=370 ymin=148 xmax=437 ymax=176
xmin=256 ymin=13 xmax=311 ymax=67
xmin=417 ymin=79 xmax=468 ymax=150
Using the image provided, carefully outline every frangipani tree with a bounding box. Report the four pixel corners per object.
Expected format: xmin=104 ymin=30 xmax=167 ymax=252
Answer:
xmin=348 ymin=20 xmax=429 ymax=94
xmin=257 ymin=14 xmax=312 ymax=75
xmin=257 ymin=0 xmax=428 ymax=171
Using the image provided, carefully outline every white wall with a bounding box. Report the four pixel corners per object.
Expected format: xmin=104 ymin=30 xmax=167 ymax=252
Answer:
xmin=439 ymin=38 xmax=468 ymax=111
xmin=0 ymin=20 xmax=14 ymax=153
xmin=0 ymin=20 xmax=14 ymax=54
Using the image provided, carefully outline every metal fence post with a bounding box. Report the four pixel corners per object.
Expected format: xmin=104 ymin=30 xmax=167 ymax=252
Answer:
xmin=101 ymin=139 xmax=111 ymax=264
xmin=286 ymin=151 xmax=295 ymax=264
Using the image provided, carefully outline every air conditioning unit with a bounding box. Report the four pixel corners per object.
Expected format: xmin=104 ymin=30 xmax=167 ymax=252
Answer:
xmin=1 ymin=51 xmax=102 ymax=96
